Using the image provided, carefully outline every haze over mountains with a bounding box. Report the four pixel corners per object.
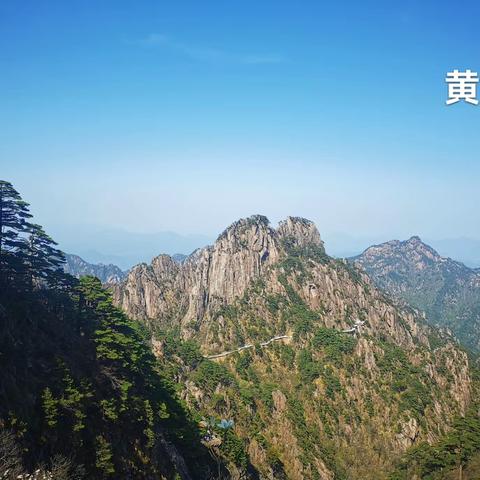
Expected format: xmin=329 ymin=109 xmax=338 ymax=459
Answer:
xmin=67 ymin=227 xmax=480 ymax=355
xmin=64 ymin=254 xmax=127 ymax=284
xmin=53 ymin=223 xmax=480 ymax=271
xmin=50 ymin=225 xmax=212 ymax=270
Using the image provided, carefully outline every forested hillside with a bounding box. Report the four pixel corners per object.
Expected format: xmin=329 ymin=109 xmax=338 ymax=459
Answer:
xmin=0 ymin=181 xmax=217 ymax=479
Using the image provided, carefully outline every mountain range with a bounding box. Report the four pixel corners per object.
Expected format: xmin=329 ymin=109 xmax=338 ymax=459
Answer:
xmin=50 ymin=225 xmax=212 ymax=270
xmin=64 ymin=254 xmax=127 ymax=284
xmin=40 ymin=213 xmax=480 ymax=478
xmin=108 ymin=215 xmax=474 ymax=479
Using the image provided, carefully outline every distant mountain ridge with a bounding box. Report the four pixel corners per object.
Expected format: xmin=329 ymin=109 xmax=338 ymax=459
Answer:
xmin=353 ymin=236 xmax=480 ymax=352
xmin=52 ymin=226 xmax=212 ymax=270
xmin=64 ymin=253 xmax=127 ymax=284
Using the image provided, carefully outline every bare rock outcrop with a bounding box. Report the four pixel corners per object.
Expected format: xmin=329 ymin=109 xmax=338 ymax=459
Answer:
xmin=114 ymin=215 xmax=320 ymax=329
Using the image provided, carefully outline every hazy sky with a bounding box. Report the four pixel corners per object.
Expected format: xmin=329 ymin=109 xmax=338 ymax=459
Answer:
xmin=1 ymin=0 xmax=479 ymax=253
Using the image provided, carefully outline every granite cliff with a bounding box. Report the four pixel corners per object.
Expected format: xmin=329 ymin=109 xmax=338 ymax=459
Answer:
xmin=112 ymin=216 xmax=475 ymax=479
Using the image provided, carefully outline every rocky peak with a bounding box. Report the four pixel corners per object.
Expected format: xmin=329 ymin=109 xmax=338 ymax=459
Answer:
xmin=354 ymin=236 xmax=480 ymax=352
xmin=151 ymin=254 xmax=180 ymax=278
xmin=360 ymin=236 xmax=440 ymax=265
xmin=404 ymin=236 xmax=441 ymax=261
xmin=216 ymin=215 xmax=275 ymax=252
xmin=407 ymin=235 xmax=422 ymax=244
xmin=277 ymin=216 xmax=324 ymax=251
xmin=112 ymin=217 xmax=473 ymax=479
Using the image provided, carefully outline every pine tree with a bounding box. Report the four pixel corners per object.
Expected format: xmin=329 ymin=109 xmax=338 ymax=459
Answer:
xmin=0 ymin=181 xmax=71 ymax=289
xmin=0 ymin=180 xmax=33 ymax=282
xmin=26 ymin=223 xmax=66 ymax=286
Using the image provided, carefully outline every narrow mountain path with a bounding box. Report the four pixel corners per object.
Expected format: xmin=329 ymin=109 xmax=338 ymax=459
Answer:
xmin=204 ymin=335 xmax=291 ymax=359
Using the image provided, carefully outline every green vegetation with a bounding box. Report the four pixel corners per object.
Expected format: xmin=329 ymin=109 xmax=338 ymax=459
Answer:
xmin=192 ymin=360 xmax=235 ymax=392
xmin=390 ymin=406 xmax=480 ymax=479
xmin=2 ymin=181 xmax=475 ymax=480
xmin=0 ymin=180 xmax=69 ymax=290
xmin=356 ymin=239 xmax=480 ymax=353
xmin=280 ymin=234 xmax=328 ymax=267
xmin=376 ymin=342 xmax=432 ymax=419
xmin=312 ymin=328 xmax=356 ymax=362
xmin=0 ymin=181 xmax=217 ymax=479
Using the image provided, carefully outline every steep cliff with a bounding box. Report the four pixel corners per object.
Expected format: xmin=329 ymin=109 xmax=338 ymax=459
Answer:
xmin=113 ymin=216 xmax=474 ymax=479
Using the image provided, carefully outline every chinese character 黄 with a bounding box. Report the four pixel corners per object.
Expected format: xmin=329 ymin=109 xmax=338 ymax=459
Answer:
xmin=446 ymin=69 xmax=479 ymax=105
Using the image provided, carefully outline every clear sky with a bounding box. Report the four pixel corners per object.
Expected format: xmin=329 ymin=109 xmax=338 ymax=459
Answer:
xmin=1 ymin=1 xmax=479 ymax=259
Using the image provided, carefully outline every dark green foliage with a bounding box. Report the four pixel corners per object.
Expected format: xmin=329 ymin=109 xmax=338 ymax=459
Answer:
xmin=235 ymin=350 xmax=253 ymax=378
xmin=277 ymin=275 xmax=323 ymax=340
xmin=355 ymin=239 xmax=480 ymax=353
xmin=322 ymin=367 xmax=342 ymax=399
xmin=95 ymin=435 xmax=114 ymax=476
xmin=427 ymin=331 xmax=448 ymax=351
xmin=279 ymin=344 xmax=295 ymax=366
xmin=192 ymin=360 xmax=235 ymax=392
xmin=312 ymin=328 xmax=356 ymax=362
xmin=0 ymin=182 xmax=217 ymax=478
xmin=280 ymin=235 xmax=328 ymax=269
xmin=0 ymin=180 xmax=32 ymax=282
xmin=286 ymin=396 xmax=346 ymax=479
xmin=376 ymin=342 xmax=432 ymax=418
xmin=219 ymin=429 xmax=248 ymax=469
xmin=265 ymin=294 xmax=284 ymax=315
xmin=289 ymin=303 xmax=319 ymax=339
xmin=1 ymin=276 xmax=216 ymax=478
xmin=258 ymin=383 xmax=278 ymax=412
xmin=41 ymin=387 xmax=59 ymax=428
xmin=160 ymin=330 xmax=203 ymax=367
xmin=0 ymin=180 xmax=69 ymax=290
xmin=26 ymin=223 xmax=66 ymax=285
xmin=390 ymin=407 xmax=480 ymax=479
xmin=217 ymin=215 xmax=270 ymax=241
xmin=297 ymin=349 xmax=321 ymax=383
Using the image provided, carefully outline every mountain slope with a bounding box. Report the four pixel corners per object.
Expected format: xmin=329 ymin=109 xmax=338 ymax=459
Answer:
xmin=64 ymin=253 xmax=126 ymax=283
xmin=0 ymin=278 xmax=218 ymax=479
xmin=0 ymin=181 xmax=219 ymax=479
xmin=113 ymin=216 xmax=474 ymax=479
xmin=353 ymin=236 xmax=480 ymax=352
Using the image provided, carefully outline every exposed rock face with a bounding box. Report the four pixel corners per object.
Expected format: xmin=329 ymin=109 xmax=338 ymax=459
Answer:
xmin=112 ymin=216 xmax=473 ymax=479
xmin=64 ymin=253 xmax=126 ymax=284
xmin=396 ymin=417 xmax=419 ymax=450
xmin=114 ymin=215 xmax=321 ymax=335
xmin=353 ymin=236 xmax=480 ymax=351
xmin=277 ymin=216 xmax=324 ymax=250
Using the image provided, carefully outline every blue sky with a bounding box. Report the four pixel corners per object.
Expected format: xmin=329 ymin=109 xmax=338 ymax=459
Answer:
xmin=1 ymin=0 xmax=479 ymax=261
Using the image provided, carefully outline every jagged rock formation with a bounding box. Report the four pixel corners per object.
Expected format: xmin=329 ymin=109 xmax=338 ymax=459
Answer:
xmin=353 ymin=236 xmax=480 ymax=352
xmin=113 ymin=216 xmax=474 ymax=479
xmin=64 ymin=253 xmax=126 ymax=284
xmin=115 ymin=216 xmax=327 ymax=338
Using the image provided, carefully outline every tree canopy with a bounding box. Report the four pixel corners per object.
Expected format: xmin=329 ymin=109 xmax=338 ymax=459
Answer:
xmin=0 ymin=181 xmax=217 ymax=479
xmin=0 ymin=180 xmax=69 ymax=289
